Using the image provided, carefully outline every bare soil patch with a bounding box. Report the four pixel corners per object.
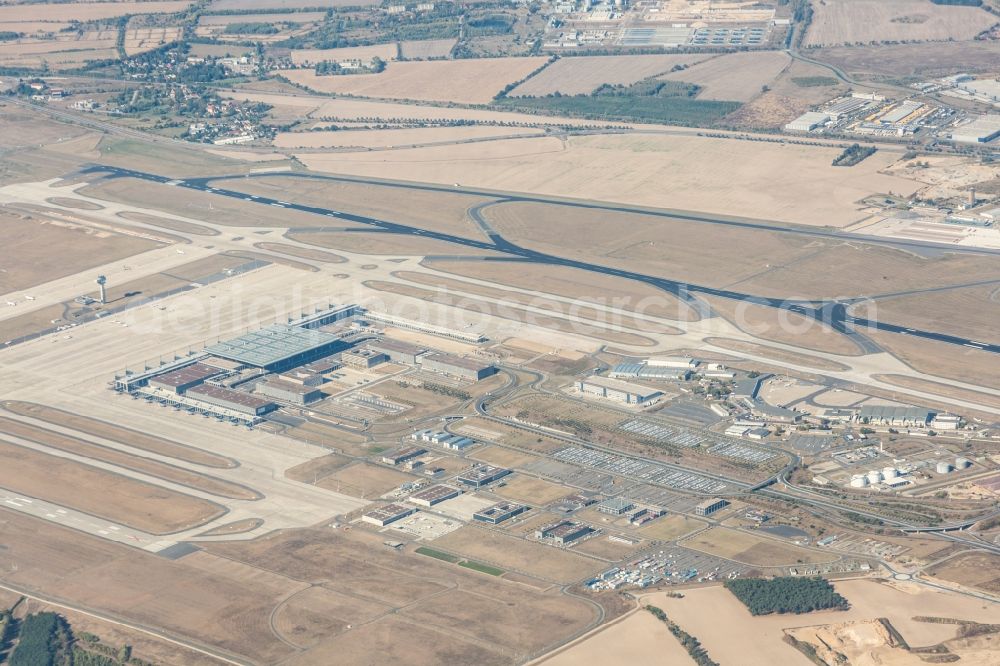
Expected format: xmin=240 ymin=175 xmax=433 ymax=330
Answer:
xmin=681 ymin=527 xmax=837 ymax=566
xmin=317 ymin=462 xmax=417 ymax=499
xmin=275 ymin=126 xmax=541 ymax=149
xmin=0 ymin=439 xmax=223 ymax=534
xmin=536 ymin=608 xmax=692 ymax=666
xmin=0 ymin=2 xmax=191 ymax=22
xmin=926 ymin=552 xmax=1000 ymax=595
xmin=812 ymin=41 xmax=1000 ymax=79
xmin=494 ymin=475 xmax=573 ymax=505
xmin=2 ymin=402 xmax=236 ymax=468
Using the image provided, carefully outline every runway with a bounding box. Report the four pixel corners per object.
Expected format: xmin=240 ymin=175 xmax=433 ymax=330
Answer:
xmin=80 ymin=165 xmax=1000 ymax=356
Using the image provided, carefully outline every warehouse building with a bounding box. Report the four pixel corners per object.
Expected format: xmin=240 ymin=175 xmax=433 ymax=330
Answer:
xmin=456 ymin=465 xmax=511 ymax=489
xmin=381 ymin=446 xmax=427 ymax=466
xmin=855 ymin=405 xmax=932 ymax=427
xmin=609 ymin=363 xmax=692 ymax=381
xmin=694 ymin=498 xmax=729 ymax=516
xmin=255 ymin=378 xmax=325 ymax=405
xmin=536 ymin=521 xmax=594 ymax=545
xmin=408 ymin=484 xmax=461 ymax=507
xmin=418 ymin=353 xmax=496 ymax=381
xmin=951 ymin=114 xmax=1000 ymax=144
xmin=411 ymin=430 xmax=476 ymax=451
xmin=362 ymin=503 xmax=415 ymax=527
xmin=597 ymin=497 xmax=634 ymax=515
xmin=278 ymin=368 xmax=326 ymax=387
xmin=187 ymin=384 xmax=276 ymax=416
xmin=340 ymin=348 xmax=387 ymax=369
xmin=474 ymin=501 xmax=528 ymax=525
xmin=646 ymin=356 xmax=699 ymax=370
xmin=367 ymin=338 xmax=426 ymax=365
xmin=148 ymin=362 xmax=221 ymax=394
xmin=204 ymin=323 xmax=350 ymax=373
xmin=784 ymin=111 xmax=830 ymax=132
xmin=577 ymin=375 xmax=663 ymax=405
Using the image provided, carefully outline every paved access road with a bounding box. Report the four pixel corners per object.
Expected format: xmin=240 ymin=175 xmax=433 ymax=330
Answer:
xmin=81 ymin=165 xmax=1000 ymax=356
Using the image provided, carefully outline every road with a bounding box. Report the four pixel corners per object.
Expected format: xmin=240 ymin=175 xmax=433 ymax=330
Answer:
xmin=81 ymin=164 xmax=1000 ymax=358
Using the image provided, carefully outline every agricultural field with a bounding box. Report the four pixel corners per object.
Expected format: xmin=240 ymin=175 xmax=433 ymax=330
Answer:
xmin=926 ymin=552 xmax=1000 ymax=595
xmin=297 ymin=133 xmax=921 ymax=228
xmin=123 ymin=27 xmax=183 ymax=56
xmin=538 ymin=608 xmax=695 ymax=666
xmin=289 ymin=44 xmax=398 ymax=66
xmin=279 ymin=57 xmax=549 ymax=104
xmin=0 ymin=1 xmax=192 ymax=22
xmin=510 ymin=53 xmax=712 ymax=97
xmin=681 ymin=527 xmax=838 ymax=566
xmin=399 ymin=37 xmax=456 ymax=59
xmin=804 ymin=0 xmax=997 ymax=47
xmin=812 ymin=41 xmax=1000 ymax=79
xmin=657 ymin=51 xmax=792 ymax=102
xmin=208 ymin=0 xmax=361 ymax=8
xmin=273 ymin=125 xmax=543 ymax=149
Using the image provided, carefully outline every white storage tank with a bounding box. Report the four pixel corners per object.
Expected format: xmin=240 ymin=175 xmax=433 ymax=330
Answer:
xmin=936 ymin=461 xmax=952 ymax=474
xmin=867 ymin=470 xmax=883 ymax=484
xmin=955 ymin=457 xmax=972 ymax=470
xmin=882 ymin=466 xmax=898 ymax=480
xmin=850 ymin=474 xmax=869 ymax=488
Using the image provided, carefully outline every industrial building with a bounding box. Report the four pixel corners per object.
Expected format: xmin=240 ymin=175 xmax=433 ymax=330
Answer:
xmin=855 ymin=405 xmax=932 ymax=428
xmin=646 ymin=356 xmax=699 ymax=370
xmin=255 ymin=378 xmax=324 ymax=405
xmin=694 ymin=498 xmax=729 ymax=516
xmin=340 ymin=348 xmax=387 ymax=369
xmin=455 ymin=465 xmax=511 ymax=489
xmin=577 ymin=375 xmax=663 ymax=405
xmin=536 ymin=521 xmax=595 ymax=545
xmin=597 ymin=497 xmax=634 ymax=515
xmin=381 ymin=446 xmax=427 ymax=466
xmin=609 ymin=363 xmax=691 ymax=381
xmin=732 ymin=374 xmax=770 ymax=400
xmin=367 ymin=338 xmax=426 ymax=365
xmin=147 ymin=362 xmax=221 ymax=394
xmin=204 ymin=323 xmax=350 ymax=373
xmin=408 ymin=484 xmax=461 ymax=507
xmin=785 ymin=111 xmax=830 ymax=132
xmin=187 ymin=384 xmax=276 ymax=416
xmin=473 ymin=501 xmax=528 ymax=525
xmin=412 ymin=429 xmax=476 ymax=451
xmin=951 ymin=114 xmax=1000 ymax=144
xmin=279 ymin=368 xmax=327 ymax=386
xmin=362 ymin=503 xmax=415 ymax=527
xmin=417 ymin=353 xmax=496 ymax=381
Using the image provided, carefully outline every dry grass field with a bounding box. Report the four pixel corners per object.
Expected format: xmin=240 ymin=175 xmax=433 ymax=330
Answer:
xmin=274 ymin=126 xmax=543 ymax=149
xmin=494 ymin=475 xmax=574 ymax=505
xmin=703 ymin=296 xmax=861 ymax=356
xmin=536 ymin=608 xmax=694 ymax=666
xmin=215 ymin=175 xmax=489 ymax=239
xmin=705 ymin=338 xmax=852 ymax=372
xmin=926 ymin=552 xmax=1000 ymax=595
xmin=866 ymin=330 xmax=1000 ymax=391
xmin=804 ymin=0 xmax=996 ymax=47
xmin=279 ymin=57 xmax=548 ymax=104
xmin=0 ymin=415 xmax=258 ymax=501
xmin=681 ymin=527 xmax=837 ymax=566
xmin=658 ymin=51 xmax=791 ymax=102
xmin=812 ymin=42 xmax=1000 ymax=79
xmin=0 ymin=440 xmax=223 ymax=534
xmin=644 ymin=579 xmax=1000 ymax=665
xmin=399 ymin=38 xmax=456 ymax=59
xmin=636 ymin=514 xmax=706 ymax=541
xmin=317 ymin=462 xmax=417 ymax=499
xmin=290 ymin=232 xmax=502 ymax=257
xmin=0 ymin=1 xmax=191 ymax=21
xmin=873 ymin=375 xmax=1000 ymax=412
xmin=208 ymin=0 xmax=359 ymax=8
xmin=199 ymin=12 xmax=326 ymax=25
xmin=853 ymin=283 xmax=1000 ymax=344
xmin=0 ymin=210 xmax=162 ymax=294
xmin=511 ymin=53 xmax=712 ymax=96
xmin=289 ymin=44 xmax=398 ymax=65
xmin=419 ymin=259 xmax=694 ymax=321
xmin=431 ymin=526 xmax=602 ymax=584
xmin=297 ymin=133 xmax=921 ymax=228
xmin=253 ymin=242 xmax=346 ymax=263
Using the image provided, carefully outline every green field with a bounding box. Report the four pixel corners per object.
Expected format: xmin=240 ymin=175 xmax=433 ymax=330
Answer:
xmin=415 ymin=546 xmax=460 ymax=563
xmin=791 ymin=76 xmax=839 ymax=87
xmin=459 ymin=560 xmax=505 ymax=576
